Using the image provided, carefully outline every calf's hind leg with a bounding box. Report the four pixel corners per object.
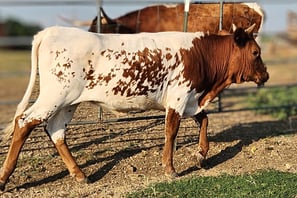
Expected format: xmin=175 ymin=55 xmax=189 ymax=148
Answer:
xmin=45 ymin=105 xmax=88 ymax=183
xmin=0 ymin=116 xmax=41 ymax=191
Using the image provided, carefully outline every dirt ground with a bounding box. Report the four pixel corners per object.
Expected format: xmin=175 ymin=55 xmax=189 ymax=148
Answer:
xmin=0 ymin=38 xmax=297 ymax=197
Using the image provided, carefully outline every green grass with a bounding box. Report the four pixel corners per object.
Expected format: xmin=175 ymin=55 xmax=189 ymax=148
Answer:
xmin=127 ymin=170 xmax=297 ymax=198
xmin=248 ymin=87 xmax=297 ymax=120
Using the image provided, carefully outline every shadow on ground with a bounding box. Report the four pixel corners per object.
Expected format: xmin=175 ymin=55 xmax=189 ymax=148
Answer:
xmin=3 ymin=117 xmax=296 ymax=191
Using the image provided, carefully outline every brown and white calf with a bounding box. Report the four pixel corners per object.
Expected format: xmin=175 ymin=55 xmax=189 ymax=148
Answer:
xmin=0 ymin=24 xmax=268 ymax=190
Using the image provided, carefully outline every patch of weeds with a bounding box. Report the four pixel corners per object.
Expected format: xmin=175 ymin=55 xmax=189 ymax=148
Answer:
xmin=127 ymin=170 xmax=297 ymax=198
xmin=248 ymin=87 xmax=297 ymax=120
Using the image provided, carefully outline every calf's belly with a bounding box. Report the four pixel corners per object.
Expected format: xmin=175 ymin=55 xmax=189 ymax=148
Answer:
xmin=75 ymin=92 xmax=165 ymax=115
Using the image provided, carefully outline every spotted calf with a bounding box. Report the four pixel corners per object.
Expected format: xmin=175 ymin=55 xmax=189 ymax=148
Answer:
xmin=0 ymin=25 xmax=268 ymax=190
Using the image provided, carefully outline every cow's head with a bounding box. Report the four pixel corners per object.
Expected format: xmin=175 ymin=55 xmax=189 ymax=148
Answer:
xmin=88 ymin=8 xmax=135 ymax=33
xmin=228 ymin=24 xmax=269 ymax=86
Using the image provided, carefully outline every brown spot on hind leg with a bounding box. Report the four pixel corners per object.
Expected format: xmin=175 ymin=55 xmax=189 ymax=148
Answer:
xmin=54 ymin=139 xmax=88 ymax=183
xmin=0 ymin=116 xmax=41 ymax=191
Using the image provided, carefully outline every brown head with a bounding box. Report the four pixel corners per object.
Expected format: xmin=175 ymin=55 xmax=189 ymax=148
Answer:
xmin=228 ymin=25 xmax=269 ymax=86
xmin=88 ymin=8 xmax=136 ymax=33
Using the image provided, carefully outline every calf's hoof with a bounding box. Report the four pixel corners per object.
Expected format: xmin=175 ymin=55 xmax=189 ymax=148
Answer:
xmin=71 ymin=171 xmax=89 ymax=184
xmin=0 ymin=182 xmax=6 ymax=191
xmin=79 ymin=177 xmax=90 ymax=184
xmin=195 ymin=153 xmax=206 ymax=169
xmin=165 ymin=171 xmax=178 ymax=179
xmin=75 ymin=176 xmax=90 ymax=184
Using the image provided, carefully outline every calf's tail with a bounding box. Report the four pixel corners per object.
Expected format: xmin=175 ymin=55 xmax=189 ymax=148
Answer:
xmin=1 ymin=30 xmax=43 ymax=142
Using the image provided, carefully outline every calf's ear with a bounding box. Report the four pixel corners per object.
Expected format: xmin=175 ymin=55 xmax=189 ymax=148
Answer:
xmin=233 ymin=28 xmax=249 ymax=47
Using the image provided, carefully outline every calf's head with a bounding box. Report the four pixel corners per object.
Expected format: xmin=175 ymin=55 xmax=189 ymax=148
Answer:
xmin=229 ymin=25 xmax=269 ymax=86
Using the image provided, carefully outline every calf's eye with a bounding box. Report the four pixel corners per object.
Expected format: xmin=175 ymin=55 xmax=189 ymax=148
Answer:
xmin=252 ymin=50 xmax=259 ymax=56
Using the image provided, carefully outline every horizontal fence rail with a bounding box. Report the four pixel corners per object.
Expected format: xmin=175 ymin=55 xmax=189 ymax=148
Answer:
xmin=0 ymin=37 xmax=33 ymax=47
xmin=1 ymin=0 xmax=296 ymax=5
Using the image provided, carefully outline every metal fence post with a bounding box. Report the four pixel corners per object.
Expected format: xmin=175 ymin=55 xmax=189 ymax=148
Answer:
xmin=183 ymin=0 xmax=191 ymax=32
xmin=97 ymin=0 xmax=103 ymax=120
xmin=218 ymin=0 xmax=224 ymax=112
xmin=96 ymin=0 xmax=102 ymax=33
xmin=219 ymin=0 xmax=223 ymax=31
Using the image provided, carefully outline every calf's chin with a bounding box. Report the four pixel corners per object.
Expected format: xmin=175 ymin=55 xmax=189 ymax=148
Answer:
xmin=256 ymin=72 xmax=269 ymax=87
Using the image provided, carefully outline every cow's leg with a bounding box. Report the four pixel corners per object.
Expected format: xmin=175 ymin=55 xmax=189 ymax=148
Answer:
xmin=45 ymin=104 xmax=88 ymax=183
xmin=193 ymin=111 xmax=209 ymax=167
xmin=0 ymin=97 xmax=72 ymax=191
xmin=162 ymin=108 xmax=181 ymax=178
xmin=0 ymin=116 xmax=41 ymax=191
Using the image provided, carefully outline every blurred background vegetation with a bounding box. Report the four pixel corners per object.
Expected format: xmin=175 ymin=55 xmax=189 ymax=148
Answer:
xmin=0 ymin=18 xmax=42 ymax=49
xmin=3 ymin=18 xmax=41 ymax=36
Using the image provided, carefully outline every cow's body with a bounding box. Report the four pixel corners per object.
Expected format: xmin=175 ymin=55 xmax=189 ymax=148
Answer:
xmin=34 ymin=29 xmax=206 ymax=118
xmin=89 ymin=3 xmax=264 ymax=35
xmin=0 ymin=26 xmax=268 ymax=190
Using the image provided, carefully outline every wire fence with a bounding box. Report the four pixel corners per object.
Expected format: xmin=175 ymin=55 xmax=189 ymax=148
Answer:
xmin=0 ymin=0 xmax=297 ymax=130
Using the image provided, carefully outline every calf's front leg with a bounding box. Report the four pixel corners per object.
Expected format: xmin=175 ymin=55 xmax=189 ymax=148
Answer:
xmin=162 ymin=108 xmax=181 ymax=178
xmin=193 ymin=111 xmax=209 ymax=167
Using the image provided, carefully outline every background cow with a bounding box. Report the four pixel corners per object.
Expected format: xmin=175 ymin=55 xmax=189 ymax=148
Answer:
xmin=0 ymin=24 xmax=268 ymax=190
xmin=88 ymin=3 xmax=264 ymax=35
